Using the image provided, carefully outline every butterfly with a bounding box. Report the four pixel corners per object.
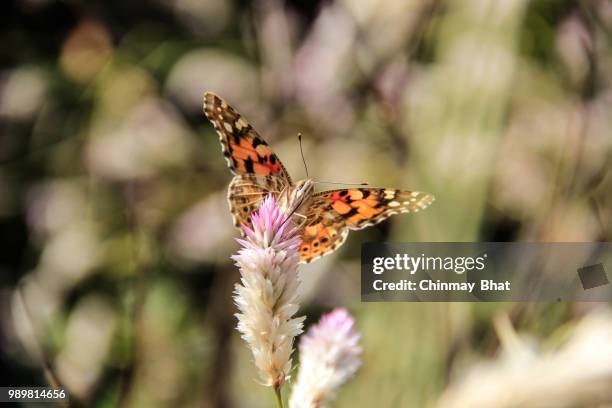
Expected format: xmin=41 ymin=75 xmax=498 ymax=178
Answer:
xmin=203 ymin=92 xmax=435 ymax=263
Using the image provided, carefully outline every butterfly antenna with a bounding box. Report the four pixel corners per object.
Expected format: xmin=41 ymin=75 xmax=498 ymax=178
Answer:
xmin=315 ymin=181 xmax=370 ymax=186
xmin=298 ymin=133 xmax=309 ymax=178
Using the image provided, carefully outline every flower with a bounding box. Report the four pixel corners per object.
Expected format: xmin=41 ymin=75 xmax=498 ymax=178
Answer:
xmin=289 ymin=308 xmax=362 ymax=408
xmin=232 ymin=195 xmax=305 ymax=389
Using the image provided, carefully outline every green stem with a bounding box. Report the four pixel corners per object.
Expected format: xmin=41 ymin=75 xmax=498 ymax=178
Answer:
xmin=274 ymin=387 xmax=284 ymax=408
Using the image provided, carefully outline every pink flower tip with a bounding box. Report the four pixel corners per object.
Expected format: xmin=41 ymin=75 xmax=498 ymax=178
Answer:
xmin=301 ymin=308 xmax=361 ymax=352
xmin=239 ymin=195 xmax=297 ymax=248
xmin=320 ymin=308 xmax=358 ymax=334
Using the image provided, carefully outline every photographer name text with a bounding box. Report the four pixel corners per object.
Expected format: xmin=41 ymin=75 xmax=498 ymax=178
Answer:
xmin=372 ymin=279 xmax=510 ymax=292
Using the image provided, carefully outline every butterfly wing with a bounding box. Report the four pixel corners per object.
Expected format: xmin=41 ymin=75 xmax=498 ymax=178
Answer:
xmin=203 ymin=92 xmax=292 ymax=184
xmin=204 ymin=92 xmax=293 ymax=233
xmin=228 ymin=174 xmax=288 ymax=232
xmin=298 ymin=188 xmax=434 ymax=263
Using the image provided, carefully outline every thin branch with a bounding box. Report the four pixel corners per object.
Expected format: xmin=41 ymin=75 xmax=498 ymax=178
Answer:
xmin=17 ymin=283 xmax=73 ymax=408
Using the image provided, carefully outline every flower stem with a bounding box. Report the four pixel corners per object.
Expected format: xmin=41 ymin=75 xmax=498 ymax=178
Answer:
xmin=274 ymin=387 xmax=284 ymax=408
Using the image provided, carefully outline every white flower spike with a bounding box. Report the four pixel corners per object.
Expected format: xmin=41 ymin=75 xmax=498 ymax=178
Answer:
xmin=289 ymin=308 xmax=362 ymax=408
xmin=232 ymin=195 xmax=305 ymax=390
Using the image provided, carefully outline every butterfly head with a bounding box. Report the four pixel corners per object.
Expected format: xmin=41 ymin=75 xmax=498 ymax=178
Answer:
xmin=279 ymin=178 xmax=315 ymax=215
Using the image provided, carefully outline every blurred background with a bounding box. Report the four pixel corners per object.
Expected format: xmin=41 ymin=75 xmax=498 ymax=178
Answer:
xmin=1 ymin=0 xmax=612 ymax=407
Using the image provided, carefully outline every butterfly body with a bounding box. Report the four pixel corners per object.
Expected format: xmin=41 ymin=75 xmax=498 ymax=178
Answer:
xmin=204 ymin=92 xmax=435 ymax=263
xmin=277 ymin=178 xmax=316 ymax=217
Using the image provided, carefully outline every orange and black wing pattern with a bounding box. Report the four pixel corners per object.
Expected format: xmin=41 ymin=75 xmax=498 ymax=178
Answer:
xmin=203 ymin=92 xmax=291 ymax=183
xmin=298 ymin=188 xmax=434 ymax=263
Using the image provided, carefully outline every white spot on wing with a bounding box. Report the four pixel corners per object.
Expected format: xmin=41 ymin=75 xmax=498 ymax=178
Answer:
xmin=236 ymin=118 xmax=248 ymax=130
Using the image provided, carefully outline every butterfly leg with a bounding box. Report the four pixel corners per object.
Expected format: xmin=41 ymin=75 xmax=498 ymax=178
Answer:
xmin=292 ymin=212 xmax=308 ymax=229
